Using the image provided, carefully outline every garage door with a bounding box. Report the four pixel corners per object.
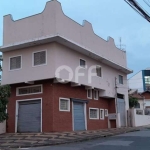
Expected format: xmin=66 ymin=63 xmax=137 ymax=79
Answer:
xmin=117 ymin=98 xmax=126 ymax=127
xmin=73 ymin=102 xmax=85 ymax=131
xmin=17 ymin=100 xmax=41 ymax=133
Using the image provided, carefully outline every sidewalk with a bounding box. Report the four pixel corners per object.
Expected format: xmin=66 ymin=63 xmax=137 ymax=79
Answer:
xmin=0 ymin=127 xmax=143 ymax=149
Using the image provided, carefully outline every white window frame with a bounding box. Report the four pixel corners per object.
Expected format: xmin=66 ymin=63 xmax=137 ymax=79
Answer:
xmin=59 ymin=98 xmax=70 ymax=112
xmin=79 ymin=58 xmax=86 ymax=69
xmin=32 ymin=50 xmax=47 ymax=67
xmin=89 ymin=108 xmax=99 ymax=120
xmin=100 ymin=109 xmax=105 ymax=120
xmin=105 ymin=109 xmax=108 ymax=117
xmin=16 ymin=84 xmax=43 ymax=96
xmin=96 ymin=65 xmax=102 ymax=78
xmin=9 ymin=55 xmax=22 ymax=71
xmin=118 ymin=74 xmax=123 ymax=85
xmin=87 ymin=89 xmax=92 ymax=99
xmin=94 ymin=89 xmax=99 ymax=100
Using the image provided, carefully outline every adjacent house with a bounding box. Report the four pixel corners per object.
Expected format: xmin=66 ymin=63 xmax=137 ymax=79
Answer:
xmin=128 ymin=68 xmax=150 ymax=92
xmin=0 ymin=0 xmax=132 ymax=133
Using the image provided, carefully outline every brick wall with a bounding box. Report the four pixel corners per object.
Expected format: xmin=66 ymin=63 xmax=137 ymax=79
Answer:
xmin=7 ymin=80 xmax=116 ymax=133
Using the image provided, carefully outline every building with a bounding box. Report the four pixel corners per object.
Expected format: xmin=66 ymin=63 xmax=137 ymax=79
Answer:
xmin=128 ymin=69 xmax=150 ymax=92
xmin=0 ymin=0 xmax=132 ymax=133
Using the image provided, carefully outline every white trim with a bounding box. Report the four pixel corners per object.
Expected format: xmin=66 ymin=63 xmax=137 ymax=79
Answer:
xmin=59 ymin=98 xmax=70 ymax=112
xmin=79 ymin=58 xmax=87 ymax=69
xmin=9 ymin=55 xmax=22 ymax=71
xmin=89 ymin=108 xmax=99 ymax=120
xmin=87 ymin=89 xmax=92 ymax=99
xmin=94 ymin=89 xmax=99 ymax=100
xmin=15 ymin=98 xmax=42 ymax=133
xmin=105 ymin=109 xmax=108 ymax=117
xmin=16 ymin=84 xmax=43 ymax=96
xmin=96 ymin=65 xmax=102 ymax=78
xmin=84 ymin=103 xmax=87 ymax=130
xmin=32 ymin=50 xmax=47 ymax=67
xmin=118 ymin=74 xmax=123 ymax=85
xmin=72 ymin=101 xmax=74 ymax=131
xmin=100 ymin=108 xmax=105 ymax=120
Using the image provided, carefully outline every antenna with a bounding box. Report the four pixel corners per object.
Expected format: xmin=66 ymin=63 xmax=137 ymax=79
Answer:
xmin=116 ymin=37 xmax=126 ymax=51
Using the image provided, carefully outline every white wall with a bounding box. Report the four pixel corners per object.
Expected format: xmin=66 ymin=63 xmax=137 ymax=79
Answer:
xmin=0 ymin=121 xmax=6 ymax=134
xmin=131 ymin=109 xmax=150 ymax=127
xmin=128 ymin=71 xmax=143 ymax=92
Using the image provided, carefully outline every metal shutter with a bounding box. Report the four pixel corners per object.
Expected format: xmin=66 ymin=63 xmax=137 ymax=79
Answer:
xmin=117 ymin=98 xmax=126 ymax=127
xmin=73 ymin=102 xmax=85 ymax=131
xmin=17 ymin=100 xmax=41 ymax=133
xmin=34 ymin=51 xmax=46 ymax=66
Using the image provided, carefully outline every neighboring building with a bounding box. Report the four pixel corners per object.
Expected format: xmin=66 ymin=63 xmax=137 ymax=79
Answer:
xmin=128 ymin=69 xmax=150 ymax=92
xmin=0 ymin=0 xmax=132 ymax=133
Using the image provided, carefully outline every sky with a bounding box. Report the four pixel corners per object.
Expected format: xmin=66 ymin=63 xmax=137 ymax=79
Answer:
xmin=0 ymin=0 xmax=150 ymax=78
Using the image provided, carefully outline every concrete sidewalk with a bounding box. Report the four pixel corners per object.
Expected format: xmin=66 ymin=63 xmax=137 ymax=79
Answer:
xmin=0 ymin=127 xmax=143 ymax=149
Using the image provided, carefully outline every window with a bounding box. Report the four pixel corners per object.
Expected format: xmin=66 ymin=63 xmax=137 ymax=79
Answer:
xmin=94 ymin=89 xmax=99 ymax=100
xmin=80 ymin=59 xmax=86 ymax=68
xmin=96 ymin=66 xmax=102 ymax=77
xmin=119 ymin=75 xmax=123 ymax=84
xmin=10 ymin=56 xmax=21 ymax=70
xmin=89 ymin=108 xmax=99 ymax=119
xmin=87 ymin=89 xmax=92 ymax=99
xmin=105 ymin=109 xmax=108 ymax=117
xmin=17 ymin=85 xmax=42 ymax=96
xmin=59 ymin=98 xmax=70 ymax=112
xmin=33 ymin=50 xmax=46 ymax=66
xmin=100 ymin=109 xmax=104 ymax=120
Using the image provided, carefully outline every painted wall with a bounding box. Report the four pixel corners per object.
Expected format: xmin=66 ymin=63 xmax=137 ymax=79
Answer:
xmin=128 ymin=71 xmax=144 ymax=92
xmin=0 ymin=121 xmax=6 ymax=134
xmin=3 ymin=0 xmax=127 ymax=68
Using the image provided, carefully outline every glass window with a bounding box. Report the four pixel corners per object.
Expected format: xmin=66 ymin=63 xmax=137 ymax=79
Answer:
xmin=59 ymin=98 xmax=70 ymax=111
xmin=100 ymin=109 xmax=104 ymax=120
xmin=87 ymin=89 xmax=92 ymax=99
xmin=96 ymin=66 xmax=102 ymax=77
xmin=119 ymin=75 xmax=123 ymax=84
xmin=80 ymin=59 xmax=86 ymax=68
xmin=89 ymin=108 xmax=99 ymax=119
xmin=34 ymin=51 xmax=46 ymax=66
xmin=10 ymin=56 xmax=21 ymax=70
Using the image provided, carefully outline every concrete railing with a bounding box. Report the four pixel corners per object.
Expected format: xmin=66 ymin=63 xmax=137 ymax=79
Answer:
xmin=0 ymin=121 xmax=6 ymax=134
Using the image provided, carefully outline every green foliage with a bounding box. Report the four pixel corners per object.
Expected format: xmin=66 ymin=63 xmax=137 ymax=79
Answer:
xmin=0 ymin=85 xmax=11 ymax=122
xmin=129 ymin=97 xmax=138 ymax=108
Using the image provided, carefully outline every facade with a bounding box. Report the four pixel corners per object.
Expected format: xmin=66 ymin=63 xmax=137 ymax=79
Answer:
xmin=128 ymin=69 xmax=150 ymax=92
xmin=0 ymin=0 xmax=132 ymax=133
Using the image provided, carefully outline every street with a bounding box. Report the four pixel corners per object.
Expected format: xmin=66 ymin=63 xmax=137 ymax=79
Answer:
xmin=27 ymin=129 xmax=150 ymax=150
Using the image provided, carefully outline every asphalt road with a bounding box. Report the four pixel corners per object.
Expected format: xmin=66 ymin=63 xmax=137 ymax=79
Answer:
xmin=26 ymin=129 xmax=150 ymax=150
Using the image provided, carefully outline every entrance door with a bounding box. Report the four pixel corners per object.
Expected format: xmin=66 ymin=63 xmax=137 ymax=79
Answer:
xmin=73 ymin=102 xmax=85 ymax=131
xmin=17 ymin=100 xmax=41 ymax=133
xmin=117 ymin=98 xmax=126 ymax=127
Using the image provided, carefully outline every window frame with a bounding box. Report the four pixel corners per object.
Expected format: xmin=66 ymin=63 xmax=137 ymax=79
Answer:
xmin=32 ymin=50 xmax=47 ymax=67
xmin=87 ymin=89 xmax=92 ymax=99
xmin=105 ymin=109 xmax=108 ymax=117
xmin=16 ymin=84 xmax=43 ymax=96
xmin=79 ymin=58 xmax=86 ymax=68
xmin=96 ymin=65 xmax=102 ymax=78
xmin=100 ymin=109 xmax=105 ymax=120
xmin=89 ymin=108 xmax=99 ymax=120
xmin=9 ymin=55 xmax=22 ymax=71
xmin=94 ymin=89 xmax=99 ymax=100
xmin=59 ymin=98 xmax=70 ymax=112
xmin=118 ymin=75 xmax=123 ymax=85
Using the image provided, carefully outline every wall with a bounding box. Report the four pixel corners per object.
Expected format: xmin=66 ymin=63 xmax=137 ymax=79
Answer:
xmin=128 ymin=71 xmax=144 ymax=92
xmin=130 ymin=109 xmax=150 ymax=127
xmin=0 ymin=121 xmax=6 ymax=134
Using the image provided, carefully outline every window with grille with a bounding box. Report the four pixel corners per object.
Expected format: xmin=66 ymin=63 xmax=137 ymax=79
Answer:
xmin=89 ymin=108 xmax=99 ymax=119
xmin=105 ymin=109 xmax=108 ymax=117
xmin=119 ymin=75 xmax=123 ymax=84
xmin=17 ymin=85 xmax=42 ymax=96
xmin=59 ymin=98 xmax=70 ymax=111
xmin=96 ymin=66 xmax=102 ymax=77
xmin=100 ymin=109 xmax=104 ymax=120
xmin=87 ymin=89 xmax=92 ymax=99
xmin=94 ymin=89 xmax=99 ymax=100
xmin=10 ymin=56 xmax=21 ymax=70
xmin=33 ymin=51 xmax=46 ymax=66
xmin=80 ymin=59 xmax=86 ymax=68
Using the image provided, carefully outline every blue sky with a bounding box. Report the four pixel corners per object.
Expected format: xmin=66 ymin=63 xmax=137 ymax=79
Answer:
xmin=0 ymin=0 xmax=150 ymax=78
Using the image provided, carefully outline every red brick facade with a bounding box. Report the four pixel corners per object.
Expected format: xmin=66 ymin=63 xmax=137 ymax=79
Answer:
xmin=7 ymin=80 xmax=116 ymax=133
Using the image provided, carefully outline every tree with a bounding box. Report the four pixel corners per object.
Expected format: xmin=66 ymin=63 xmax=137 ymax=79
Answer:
xmin=0 ymin=55 xmax=11 ymax=123
xmin=129 ymin=97 xmax=138 ymax=108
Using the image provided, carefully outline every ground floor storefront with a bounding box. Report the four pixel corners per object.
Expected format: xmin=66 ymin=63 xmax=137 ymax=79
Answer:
xmin=7 ymin=79 xmax=116 ymax=133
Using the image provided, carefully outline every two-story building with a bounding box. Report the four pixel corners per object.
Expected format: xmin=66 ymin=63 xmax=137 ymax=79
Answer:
xmin=0 ymin=0 xmax=132 ymax=133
